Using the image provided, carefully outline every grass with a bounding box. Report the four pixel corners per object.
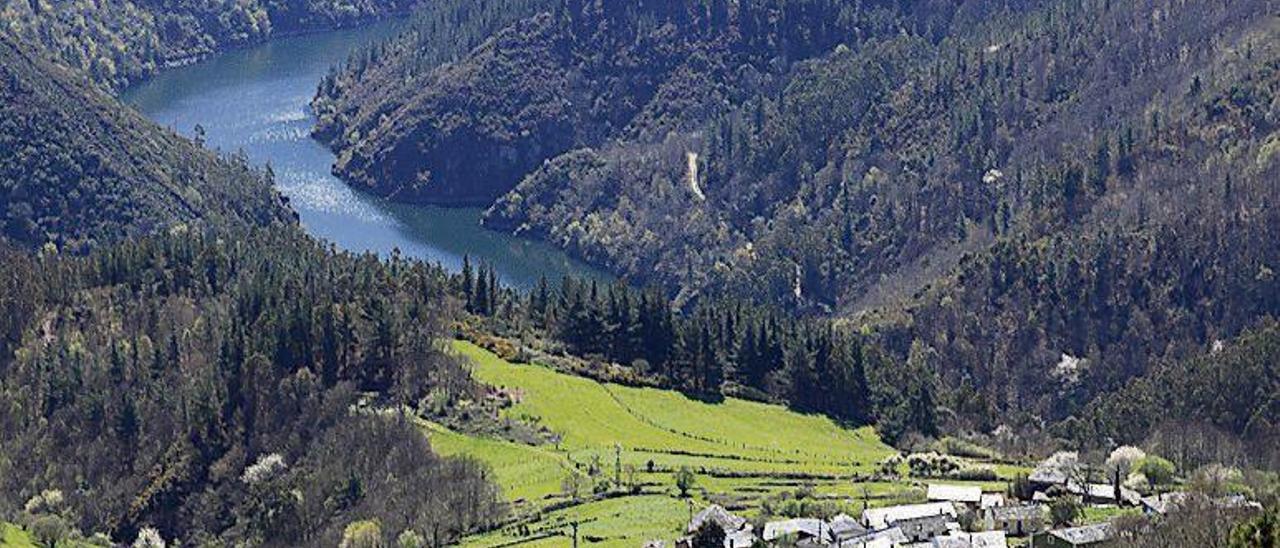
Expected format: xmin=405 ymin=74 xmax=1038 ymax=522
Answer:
xmin=443 ymin=341 xmax=1021 ymax=546
xmin=0 ymin=524 xmax=36 ymax=548
xmin=464 ymin=495 xmax=689 ymax=548
xmin=455 ymin=340 xmax=893 ymax=475
xmin=1081 ymin=505 xmax=1141 ymax=524
xmin=421 ymin=420 xmax=571 ymax=504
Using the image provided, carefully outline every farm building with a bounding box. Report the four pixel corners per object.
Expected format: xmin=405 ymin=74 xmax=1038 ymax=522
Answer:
xmin=685 ymin=504 xmax=756 ymax=548
xmin=862 ymin=502 xmax=958 ymax=530
xmin=984 ymin=504 xmax=1045 ymax=535
xmin=688 ymin=504 xmax=749 ymax=533
xmin=763 ymin=518 xmax=826 ymax=543
xmin=928 ymin=484 xmax=983 ymax=506
xmin=827 ymin=513 xmax=868 ymax=543
xmin=931 ymin=531 xmax=1008 ymax=548
xmin=892 ymin=513 xmax=955 ymax=543
xmin=838 ymin=527 xmax=907 ymax=547
xmin=1040 ymin=523 xmax=1113 ymax=547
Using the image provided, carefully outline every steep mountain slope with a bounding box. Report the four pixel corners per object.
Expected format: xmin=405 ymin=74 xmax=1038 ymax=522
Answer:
xmin=0 ymin=30 xmax=510 ymax=546
xmin=315 ymin=0 xmax=1280 ymax=437
xmin=313 ymin=0 xmax=938 ymax=206
xmin=0 ymin=34 xmax=294 ymax=252
xmin=0 ymin=0 xmax=417 ymax=89
xmin=0 ymin=229 xmax=504 ymax=545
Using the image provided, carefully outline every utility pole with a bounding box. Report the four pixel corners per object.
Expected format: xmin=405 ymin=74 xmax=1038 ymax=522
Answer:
xmin=615 ymin=442 xmax=622 ymax=490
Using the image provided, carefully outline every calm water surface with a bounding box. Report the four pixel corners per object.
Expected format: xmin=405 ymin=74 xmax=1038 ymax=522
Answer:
xmin=123 ymin=20 xmax=608 ymax=289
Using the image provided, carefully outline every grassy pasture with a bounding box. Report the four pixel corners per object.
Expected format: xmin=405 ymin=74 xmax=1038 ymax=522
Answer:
xmin=443 ymin=341 xmax=1024 ymax=546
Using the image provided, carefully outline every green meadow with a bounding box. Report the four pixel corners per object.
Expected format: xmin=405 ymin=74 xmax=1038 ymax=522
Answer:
xmin=0 ymin=524 xmax=36 ymax=548
xmin=436 ymin=342 xmax=1024 ymax=546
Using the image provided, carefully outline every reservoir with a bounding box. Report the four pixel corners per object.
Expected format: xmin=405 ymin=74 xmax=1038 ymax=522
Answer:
xmin=123 ymin=19 xmax=608 ymax=289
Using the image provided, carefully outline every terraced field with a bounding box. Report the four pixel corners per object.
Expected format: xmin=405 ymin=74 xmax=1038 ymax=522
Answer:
xmin=436 ymin=342 xmax=1027 ymax=547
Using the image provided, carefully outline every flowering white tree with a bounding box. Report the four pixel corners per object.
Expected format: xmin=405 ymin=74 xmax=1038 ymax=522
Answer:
xmin=1106 ymin=446 xmax=1146 ymax=479
xmin=133 ymin=526 xmax=166 ymax=548
xmin=241 ymin=453 xmax=288 ymax=484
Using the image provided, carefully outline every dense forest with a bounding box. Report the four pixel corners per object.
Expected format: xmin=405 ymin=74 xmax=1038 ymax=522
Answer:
xmin=315 ymin=0 xmax=1280 ymax=462
xmin=0 ymin=34 xmax=294 ymax=252
xmin=2 ymin=0 xmax=1279 ymax=542
xmin=0 ymin=230 xmax=505 ymax=545
xmin=0 ymin=0 xmax=417 ymax=89
xmin=0 ymin=27 xmax=506 ymax=546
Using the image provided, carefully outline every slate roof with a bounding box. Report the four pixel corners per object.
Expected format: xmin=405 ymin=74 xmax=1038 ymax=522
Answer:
xmin=828 ymin=513 xmax=868 ymax=541
xmin=688 ymin=504 xmax=748 ymax=533
xmin=835 ymin=527 xmax=908 ymax=547
xmin=763 ymin=518 xmax=824 ymax=541
xmin=1048 ymin=523 xmax=1113 ymax=546
xmin=862 ymin=502 xmax=958 ymax=529
xmin=932 ymin=531 xmax=1008 ymax=548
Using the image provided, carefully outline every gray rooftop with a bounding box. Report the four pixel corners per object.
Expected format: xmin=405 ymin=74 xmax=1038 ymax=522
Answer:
xmin=1048 ymin=523 xmax=1113 ymax=545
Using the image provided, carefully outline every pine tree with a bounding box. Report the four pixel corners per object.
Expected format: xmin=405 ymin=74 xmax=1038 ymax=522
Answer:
xmin=461 ymin=255 xmax=474 ymax=313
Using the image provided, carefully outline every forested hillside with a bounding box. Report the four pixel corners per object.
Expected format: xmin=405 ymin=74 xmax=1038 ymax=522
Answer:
xmin=0 ymin=0 xmax=416 ymax=89
xmin=0 ymin=28 xmax=507 ymax=546
xmin=0 ymin=34 xmax=294 ymax=252
xmin=315 ymin=0 xmax=1280 ymax=452
xmin=0 ymin=230 xmax=504 ymax=545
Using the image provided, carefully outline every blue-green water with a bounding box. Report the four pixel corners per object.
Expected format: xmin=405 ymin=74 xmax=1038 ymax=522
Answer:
xmin=123 ymin=20 xmax=607 ymax=289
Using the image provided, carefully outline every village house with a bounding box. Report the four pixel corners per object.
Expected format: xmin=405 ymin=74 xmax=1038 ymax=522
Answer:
xmin=983 ymin=504 xmax=1045 ymax=535
xmin=763 ymin=518 xmax=826 ymax=544
xmin=931 ymin=531 xmax=1008 ymax=548
xmin=827 ymin=513 xmax=869 ymax=544
xmin=927 ymin=484 xmax=983 ymax=509
xmin=1039 ymin=523 xmax=1113 ymax=548
xmin=685 ymin=504 xmax=756 ymax=548
xmin=837 ymin=527 xmax=908 ymax=547
xmin=862 ymin=502 xmax=958 ymax=530
xmin=892 ymin=513 xmax=955 ymax=543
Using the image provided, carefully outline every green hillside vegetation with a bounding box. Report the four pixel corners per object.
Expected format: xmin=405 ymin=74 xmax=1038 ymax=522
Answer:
xmin=440 ymin=342 xmax=1018 ymax=546
xmin=455 ymin=340 xmax=891 ymax=475
xmin=0 ymin=0 xmax=416 ymax=89
xmin=0 ymin=34 xmax=293 ymax=252
xmin=0 ymin=229 xmax=505 ymax=546
xmin=317 ymin=0 xmax=1280 ymax=462
xmin=0 ymin=524 xmax=36 ymax=548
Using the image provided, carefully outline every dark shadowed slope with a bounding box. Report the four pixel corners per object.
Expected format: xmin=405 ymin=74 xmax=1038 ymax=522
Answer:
xmin=0 ymin=35 xmax=294 ymax=252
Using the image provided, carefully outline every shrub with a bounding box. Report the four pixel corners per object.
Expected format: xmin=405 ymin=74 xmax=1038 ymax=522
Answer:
xmin=340 ymin=520 xmax=383 ymax=548
xmin=1137 ymin=456 xmax=1176 ymax=490
xmin=675 ymin=467 xmax=696 ymax=497
xmin=396 ymin=529 xmax=425 ymax=548
xmin=1050 ymin=497 xmax=1082 ymax=527
xmin=933 ymin=437 xmax=1001 ymax=460
xmin=29 ymin=514 xmax=70 ymax=547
